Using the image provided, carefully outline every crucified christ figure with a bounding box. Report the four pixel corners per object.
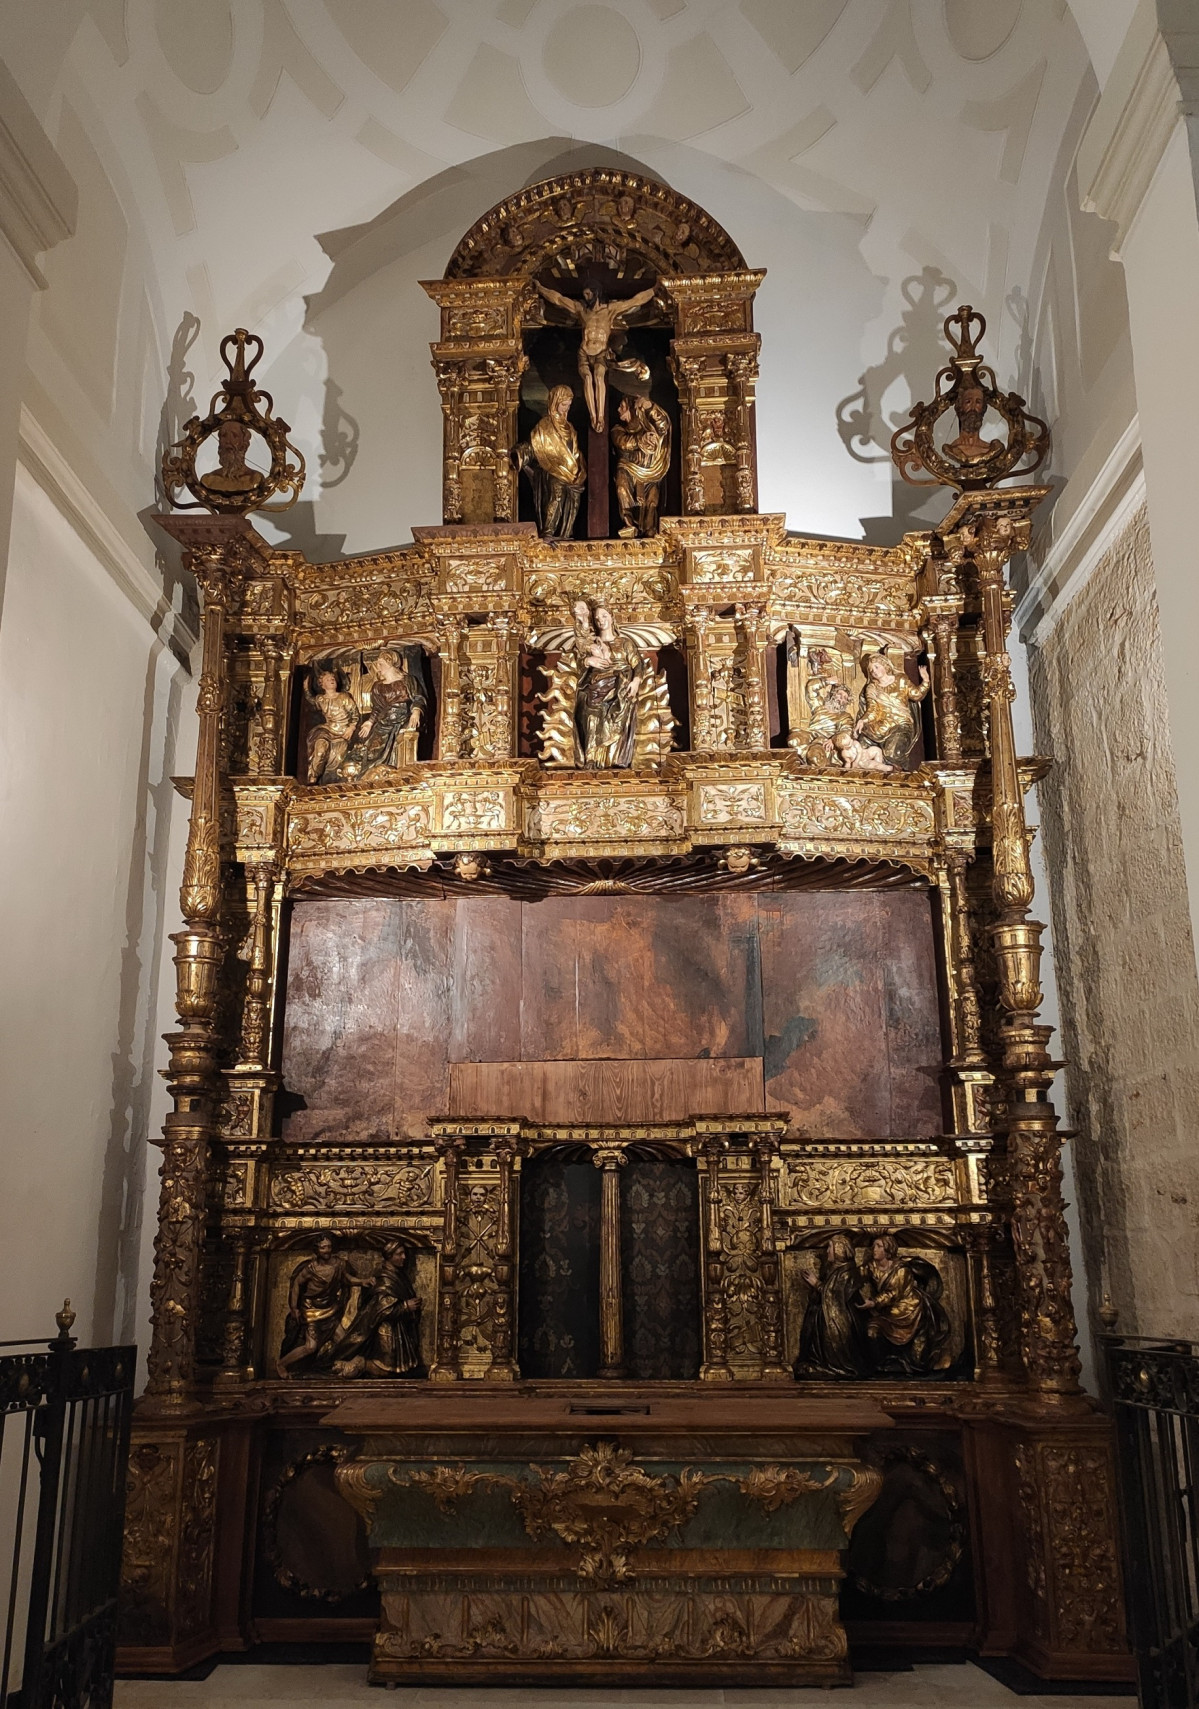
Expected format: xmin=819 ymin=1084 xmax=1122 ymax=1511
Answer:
xmin=535 ymin=281 xmax=656 ymax=432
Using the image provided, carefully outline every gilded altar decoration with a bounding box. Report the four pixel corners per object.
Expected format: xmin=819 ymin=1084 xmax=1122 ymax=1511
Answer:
xmin=795 ymin=1234 xmax=951 ymax=1378
xmin=276 ymin=1235 xmax=423 ymax=1380
xmin=161 ymin=328 xmax=305 ymax=515
xmin=304 ymin=662 xmax=360 ymax=783
xmin=532 ymin=600 xmax=675 ymax=768
xmin=890 ymin=304 xmax=1049 ymax=492
xmin=856 ymin=648 xmax=929 ymax=767
xmin=612 ymin=393 xmax=672 ymax=537
xmin=339 ymin=645 xmax=426 ymax=779
xmin=514 ymin=384 xmax=586 ymax=539
xmin=535 ymin=282 xmax=656 ymax=432
xmin=127 ymin=166 xmax=1130 ymax=1694
xmin=511 ymin=1442 xmax=707 ymax=1585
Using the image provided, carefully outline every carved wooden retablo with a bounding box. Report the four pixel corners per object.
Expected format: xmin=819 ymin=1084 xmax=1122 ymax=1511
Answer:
xmin=117 ymin=169 xmax=1130 ymax=1689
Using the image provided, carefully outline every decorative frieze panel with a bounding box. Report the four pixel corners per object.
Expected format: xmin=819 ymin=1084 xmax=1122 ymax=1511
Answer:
xmin=525 ymin=788 xmax=687 ymax=854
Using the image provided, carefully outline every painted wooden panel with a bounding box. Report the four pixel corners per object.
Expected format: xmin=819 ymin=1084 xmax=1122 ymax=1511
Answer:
xmin=280 ymin=890 xmax=942 ymax=1140
xmin=280 ymin=898 xmax=403 ymax=1143
xmin=519 ymin=895 xmax=761 ymax=1062
xmin=759 ymin=891 xmax=942 ymax=1138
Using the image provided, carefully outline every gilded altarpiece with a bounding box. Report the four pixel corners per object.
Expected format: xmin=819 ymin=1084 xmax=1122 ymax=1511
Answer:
xmin=118 ymin=176 xmax=1128 ymax=1687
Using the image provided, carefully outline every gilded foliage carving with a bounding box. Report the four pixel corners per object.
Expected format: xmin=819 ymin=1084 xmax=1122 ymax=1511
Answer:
xmin=270 ymin=1162 xmax=434 ymax=1212
xmin=178 ymin=1439 xmax=219 ymax=1629
xmin=699 ymin=782 xmax=767 ymax=824
xmin=1015 ymin=1443 xmax=1123 ymax=1653
xmin=289 ymin=804 xmax=431 ymax=855
xmin=528 ymin=795 xmax=685 ymax=842
xmin=779 ymin=787 xmax=935 ymax=842
xmin=512 ymin=1443 xmax=707 ymax=1584
xmin=119 ymin=1443 xmax=178 ymax=1644
xmin=298 ymin=575 xmax=431 ymax=630
xmin=441 ymin=788 xmax=508 ymax=831
xmin=781 ymin=1157 xmax=956 ymax=1209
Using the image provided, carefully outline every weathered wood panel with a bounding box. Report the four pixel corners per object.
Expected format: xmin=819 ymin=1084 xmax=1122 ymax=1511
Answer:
xmin=280 ymin=890 xmax=942 ymax=1139
xmin=280 ymin=898 xmax=403 ymax=1143
xmin=448 ymin=1057 xmax=765 ymax=1125
xmin=518 ymin=895 xmax=761 ymax=1062
xmin=759 ymin=891 xmax=942 ymax=1137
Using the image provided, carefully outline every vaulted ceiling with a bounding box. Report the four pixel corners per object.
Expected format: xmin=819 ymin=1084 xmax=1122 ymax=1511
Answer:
xmin=0 ymin=0 xmax=1134 ymax=544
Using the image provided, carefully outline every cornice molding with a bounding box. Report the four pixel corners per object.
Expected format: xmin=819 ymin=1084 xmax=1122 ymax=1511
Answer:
xmin=1017 ymin=416 xmax=1144 ymax=646
xmin=1078 ymin=9 xmax=1183 ymax=247
xmin=0 ymin=64 xmax=76 ymax=289
xmin=18 ymin=405 xmax=198 ymax=660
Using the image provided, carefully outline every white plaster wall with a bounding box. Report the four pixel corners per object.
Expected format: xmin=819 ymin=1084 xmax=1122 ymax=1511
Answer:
xmin=0 ymin=462 xmax=191 ymax=1351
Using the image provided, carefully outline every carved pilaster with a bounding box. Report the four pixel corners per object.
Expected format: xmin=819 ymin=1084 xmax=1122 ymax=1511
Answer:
xmin=750 ymin=1134 xmax=788 ymax=1379
xmin=699 ymin=1139 xmax=732 ymax=1380
xmin=435 ymin=615 xmax=465 ymax=760
xmin=927 ymin=607 xmax=964 ymax=763
xmin=735 ymin=602 xmax=769 ymax=749
xmin=431 ymin=1137 xmax=464 ymax=1382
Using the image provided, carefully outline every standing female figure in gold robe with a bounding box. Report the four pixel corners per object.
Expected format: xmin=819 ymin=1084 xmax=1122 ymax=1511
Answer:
xmin=515 ymin=384 xmax=586 ymax=540
xmin=575 ymin=605 xmax=646 ymax=768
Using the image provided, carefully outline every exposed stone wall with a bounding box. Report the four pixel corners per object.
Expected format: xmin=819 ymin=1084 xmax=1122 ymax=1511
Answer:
xmin=1030 ymin=505 xmax=1199 ymax=1338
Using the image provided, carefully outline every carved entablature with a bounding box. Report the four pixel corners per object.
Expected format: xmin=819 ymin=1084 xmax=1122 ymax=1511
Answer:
xmin=200 ymin=507 xmax=1058 ymax=889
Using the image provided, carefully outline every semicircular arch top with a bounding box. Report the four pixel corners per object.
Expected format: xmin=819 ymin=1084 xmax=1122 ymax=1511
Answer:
xmin=444 ymin=168 xmax=746 ymax=281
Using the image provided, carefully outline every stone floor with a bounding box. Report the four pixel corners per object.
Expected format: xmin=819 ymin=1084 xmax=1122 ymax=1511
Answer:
xmin=113 ymin=1661 xmax=1133 ymax=1707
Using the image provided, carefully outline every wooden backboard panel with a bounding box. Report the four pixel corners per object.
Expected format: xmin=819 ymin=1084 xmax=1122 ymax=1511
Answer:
xmin=280 ymin=890 xmax=942 ymax=1139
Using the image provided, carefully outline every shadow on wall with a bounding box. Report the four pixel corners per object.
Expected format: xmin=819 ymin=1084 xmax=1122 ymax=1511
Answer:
xmin=274 ymin=135 xmax=891 ymax=558
xmin=835 ymin=265 xmax=963 ymax=544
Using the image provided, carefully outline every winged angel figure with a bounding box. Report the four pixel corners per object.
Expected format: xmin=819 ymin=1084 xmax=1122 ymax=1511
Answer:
xmin=532 ymin=599 xmax=675 ymax=769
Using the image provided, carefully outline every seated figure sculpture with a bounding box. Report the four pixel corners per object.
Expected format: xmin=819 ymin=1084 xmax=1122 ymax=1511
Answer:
xmin=339 ymin=646 xmax=425 ymax=780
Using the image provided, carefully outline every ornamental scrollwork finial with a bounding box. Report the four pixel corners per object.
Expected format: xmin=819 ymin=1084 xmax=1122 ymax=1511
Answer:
xmin=162 ymin=327 xmax=305 ymax=516
xmin=890 ymin=303 xmax=1049 ymax=492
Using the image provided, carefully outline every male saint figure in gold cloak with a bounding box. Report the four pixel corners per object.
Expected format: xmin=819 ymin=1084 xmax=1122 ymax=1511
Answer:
xmin=611 ymin=393 xmax=671 ymax=538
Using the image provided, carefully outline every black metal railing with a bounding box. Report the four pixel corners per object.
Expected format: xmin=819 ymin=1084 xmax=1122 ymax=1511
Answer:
xmin=0 ymin=1306 xmax=135 ymax=1709
xmin=1105 ymin=1334 xmax=1199 ymax=1708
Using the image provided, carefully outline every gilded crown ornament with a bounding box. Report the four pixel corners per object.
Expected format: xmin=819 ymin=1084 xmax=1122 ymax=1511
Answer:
xmin=890 ymin=304 xmax=1049 ymax=491
xmin=162 ymin=328 xmax=305 ymax=515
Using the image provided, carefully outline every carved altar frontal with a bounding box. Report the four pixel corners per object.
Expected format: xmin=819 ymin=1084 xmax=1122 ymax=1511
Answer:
xmin=118 ymin=171 xmax=1130 ymax=1688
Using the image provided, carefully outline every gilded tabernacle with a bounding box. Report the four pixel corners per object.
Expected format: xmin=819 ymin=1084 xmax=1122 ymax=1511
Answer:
xmin=119 ymin=168 xmax=1127 ymax=1696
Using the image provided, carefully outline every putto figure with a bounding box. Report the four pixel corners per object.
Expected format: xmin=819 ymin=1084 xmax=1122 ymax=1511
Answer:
xmin=855 ymin=649 xmax=929 ymax=767
xmin=531 ymin=599 xmax=675 ymax=769
xmin=611 ymin=393 xmax=671 ymax=538
xmin=514 ymin=384 xmax=586 ymax=539
xmin=535 ymin=281 xmax=656 ymax=431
